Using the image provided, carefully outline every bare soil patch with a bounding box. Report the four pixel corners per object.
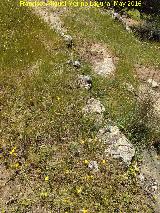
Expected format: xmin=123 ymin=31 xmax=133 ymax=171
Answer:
xmin=78 ymin=41 xmax=118 ymax=77
xmin=135 ymin=64 xmax=160 ymax=84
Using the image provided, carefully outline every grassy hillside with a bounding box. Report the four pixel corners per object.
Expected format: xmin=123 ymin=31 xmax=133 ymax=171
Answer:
xmin=61 ymin=6 xmax=160 ymax=144
xmin=0 ymin=1 xmax=159 ymax=212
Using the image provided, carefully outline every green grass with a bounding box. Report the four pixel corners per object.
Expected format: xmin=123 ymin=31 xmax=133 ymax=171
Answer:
xmin=62 ymin=6 xmax=160 ymax=137
xmin=0 ymin=1 xmax=158 ymax=212
xmin=62 ymin=7 xmax=160 ymax=66
xmin=127 ymin=9 xmax=141 ymax=21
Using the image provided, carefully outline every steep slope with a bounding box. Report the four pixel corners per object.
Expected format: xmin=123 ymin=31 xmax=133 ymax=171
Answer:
xmin=0 ymin=1 xmax=160 ymax=212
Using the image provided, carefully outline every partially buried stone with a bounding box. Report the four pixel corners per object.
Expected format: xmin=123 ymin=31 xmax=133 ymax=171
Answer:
xmin=62 ymin=34 xmax=73 ymax=47
xmin=67 ymin=59 xmax=81 ymax=68
xmin=112 ymin=12 xmax=122 ymax=21
xmin=78 ymin=75 xmax=92 ymax=90
xmin=82 ymin=98 xmax=105 ymax=115
xmin=73 ymin=60 xmax=81 ymax=68
xmin=147 ymin=78 xmax=159 ymax=88
xmin=88 ymin=160 xmax=99 ymax=172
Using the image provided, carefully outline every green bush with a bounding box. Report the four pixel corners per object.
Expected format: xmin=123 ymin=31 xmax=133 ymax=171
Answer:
xmin=128 ymin=9 xmax=141 ymax=21
xmin=124 ymin=93 xmax=160 ymax=149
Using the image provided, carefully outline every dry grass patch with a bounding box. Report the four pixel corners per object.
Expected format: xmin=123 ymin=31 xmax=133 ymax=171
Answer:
xmin=135 ymin=64 xmax=160 ymax=83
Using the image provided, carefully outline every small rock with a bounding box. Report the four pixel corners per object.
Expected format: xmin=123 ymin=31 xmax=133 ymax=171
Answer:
xmin=147 ymin=79 xmax=159 ymax=88
xmin=73 ymin=60 xmax=81 ymax=68
xmin=63 ymin=34 xmax=72 ymax=42
xmin=125 ymin=24 xmax=132 ymax=33
xmin=67 ymin=59 xmax=81 ymax=68
xmin=88 ymin=161 xmax=99 ymax=172
xmin=138 ymin=173 xmax=145 ymax=182
xmin=77 ymin=75 xmax=92 ymax=90
xmin=82 ymin=98 xmax=105 ymax=115
xmin=112 ymin=12 xmax=122 ymax=21
xmin=62 ymin=34 xmax=73 ymax=47
xmin=137 ymin=83 xmax=160 ymax=118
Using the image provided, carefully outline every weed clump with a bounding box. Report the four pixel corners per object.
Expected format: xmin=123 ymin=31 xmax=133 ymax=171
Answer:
xmin=124 ymin=90 xmax=160 ymax=150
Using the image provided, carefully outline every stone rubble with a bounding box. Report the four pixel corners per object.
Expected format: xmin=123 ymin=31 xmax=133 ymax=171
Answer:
xmin=77 ymin=75 xmax=92 ymax=90
xmin=88 ymin=161 xmax=99 ymax=172
xmin=86 ymin=43 xmax=117 ymax=77
xmin=67 ymin=59 xmax=81 ymax=68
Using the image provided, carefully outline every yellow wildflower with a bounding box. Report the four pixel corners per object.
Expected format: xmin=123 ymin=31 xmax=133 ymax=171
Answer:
xmin=63 ymin=199 xmax=68 ymax=203
xmin=63 ymin=198 xmax=72 ymax=205
xmin=57 ymin=96 xmax=60 ymax=101
xmin=40 ymin=192 xmax=48 ymax=197
xmin=65 ymin=169 xmax=70 ymax=174
xmin=123 ymin=174 xmax=128 ymax=180
xmin=80 ymin=139 xmax=85 ymax=144
xmin=15 ymin=162 xmax=19 ymax=168
xmin=84 ymin=160 xmax=88 ymax=164
xmin=63 ymin=198 xmax=73 ymax=206
xmin=9 ymin=146 xmax=16 ymax=155
xmin=76 ymin=187 xmax=82 ymax=194
xmin=94 ymin=137 xmax=98 ymax=142
xmin=102 ymin=159 xmax=106 ymax=164
xmin=153 ymin=195 xmax=157 ymax=200
xmin=84 ymin=175 xmax=89 ymax=180
xmin=82 ymin=208 xmax=88 ymax=213
xmin=45 ymin=176 xmax=49 ymax=181
xmin=84 ymin=175 xmax=93 ymax=181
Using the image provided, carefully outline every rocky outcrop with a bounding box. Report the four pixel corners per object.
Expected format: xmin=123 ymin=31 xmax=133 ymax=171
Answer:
xmin=98 ymin=125 xmax=135 ymax=165
xmin=138 ymin=148 xmax=160 ymax=213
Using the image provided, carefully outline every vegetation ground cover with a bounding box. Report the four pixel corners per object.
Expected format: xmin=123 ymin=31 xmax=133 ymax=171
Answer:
xmin=0 ymin=1 xmax=160 ymax=212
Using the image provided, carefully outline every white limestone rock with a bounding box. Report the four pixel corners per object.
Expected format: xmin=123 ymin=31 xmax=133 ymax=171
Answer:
xmin=98 ymin=125 xmax=135 ymax=165
xmin=73 ymin=60 xmax=81 ymax=68
xmin=82 ymin=98 xmax=105 ymax=115
xmin=62 ymin=34 xmax=73 ymax=47
xmin=147 ymin=79 xmax=159 ymax=88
